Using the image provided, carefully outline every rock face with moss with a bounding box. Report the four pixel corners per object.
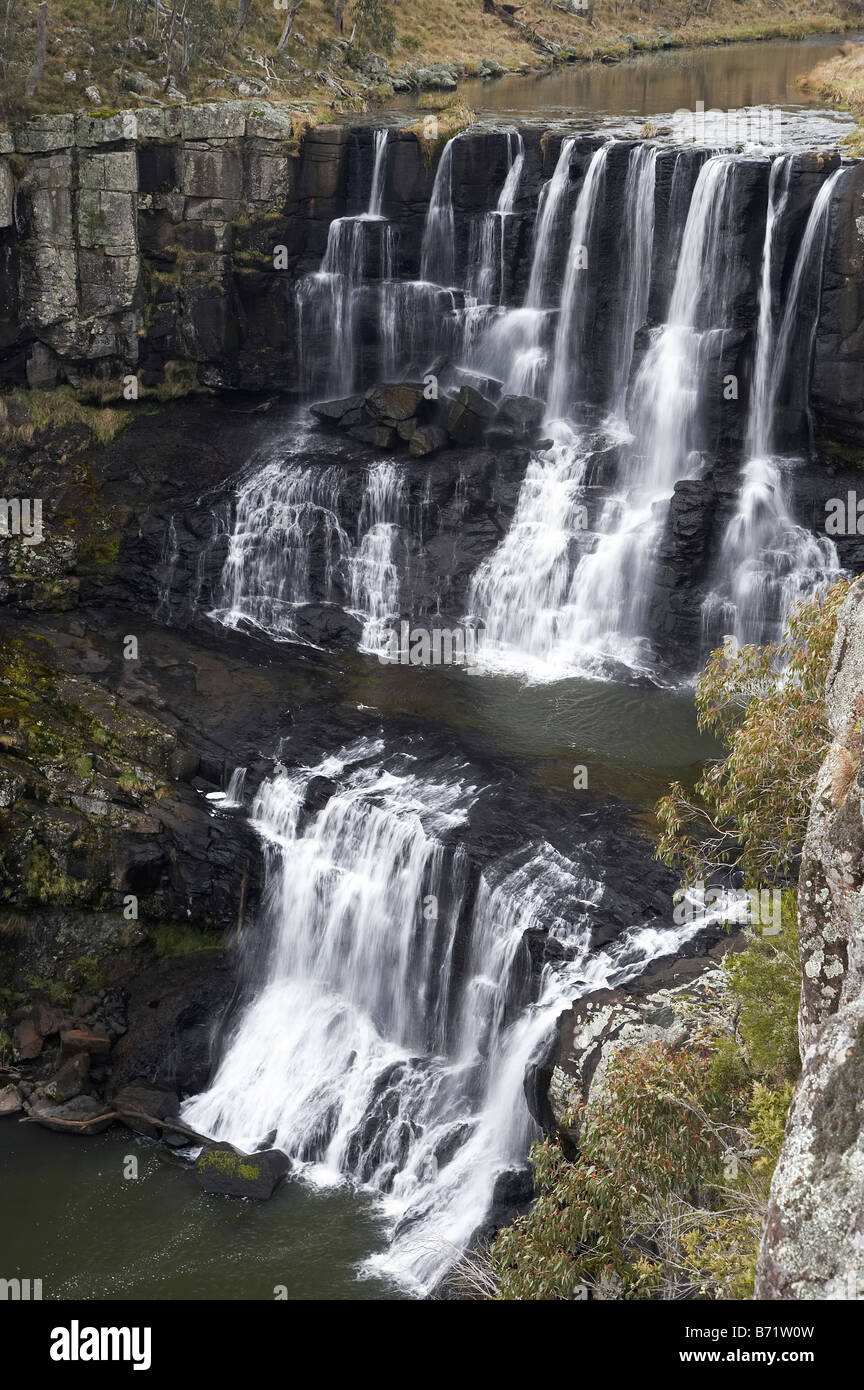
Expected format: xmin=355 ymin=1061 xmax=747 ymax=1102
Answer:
xmin=757 ymin=576 xmax=864 ymax=1298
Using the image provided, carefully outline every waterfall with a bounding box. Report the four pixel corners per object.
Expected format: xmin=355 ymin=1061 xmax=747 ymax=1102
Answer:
xmin=420 ymin=137 xmax=458 ymax=288
xmin=470 ymin=133 xmax=524 ymax=307
xmin=211 ymin=433 xmax=408 ymax=647
xmin=746 ymin=157 xmax=793 ymax=460
xmin=609 ymin=143 xmax=658 ymax=419
xmin=565 ymin=157 xmax=739 ymax=657
xmin=296 ymin=132 xmax=395 ymax=394
xmin=368 ymin=128 xmax=389 ymax=218
xmin=701 ymin=165 xmax=844 ymax=649
xmin=348 ymin=461 xmax=407 ymax=652
xmin=184 ymin=743 xmax=715 ymax=1293
xmin=547 ymin=144 xmax=609 ymax=419
xmin=211 ymin=456 xmax=350 ymax=641
xmin=526 ymin=137 xmax=576 ymax=308
xmin=470 ymin=154 xmax=738 ymax=678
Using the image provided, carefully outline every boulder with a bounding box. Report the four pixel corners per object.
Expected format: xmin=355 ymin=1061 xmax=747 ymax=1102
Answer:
xmin=195 ymin=1143 xmax=290 ymax=1199
xmin=447 ymin=385 xmax=497 ymax=445
xmin=46 ymin=1053 xmax=90 ymax=1103
xmin=32 ymin=1001 xmax=67 ymax=1037
xmin=0 ymin=1084 xmax=23 ymax=1116
xmin=396 ymin=417 xmax=417 ymax=442
xmin=112 ymin=1080 xmax=180 ymax=1139
xmin=12 ymin=1020 xmax=42 ymax=1061
xmin=409 ymin=424 xmax=448 ymax=458
xmin=347 ymin=423 xmax=398 ymax=450
xmin=60 ymin=1025 xmax=111 ymax=1058
xmin=496 ymin=393 xmax=545 ymax=435
xmin=309 ymin=394 xmax=369 ymax=429
xmin=28 ymin=1093 xmax=114 ymax=1135
xmin=365 ymin=382 xmax=427 ymax=423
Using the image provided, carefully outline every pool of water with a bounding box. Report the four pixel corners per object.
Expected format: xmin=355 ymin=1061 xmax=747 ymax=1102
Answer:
xmin=385 ymin=32 xmax=861 ymax=149
xmin=0 ymin=1125 xmax=402 ymax=1301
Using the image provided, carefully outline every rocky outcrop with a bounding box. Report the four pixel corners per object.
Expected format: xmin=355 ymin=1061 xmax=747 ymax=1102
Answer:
xmin=1 ymin=108 xmax=861 ymax=453
xmin=812 ymin=161 xmax=864 ymax=460
xmin=537 ymin=942 xmax=740 ymax=1140
xmin=756 ymin=576 xmax=864 ymax=1299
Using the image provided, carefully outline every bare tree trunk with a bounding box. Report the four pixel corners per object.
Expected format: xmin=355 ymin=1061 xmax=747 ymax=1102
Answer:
xmin=164 ymin=0 xmax=179 ymax=85
xmin=275 ymin=0 xmax=301 ymax=53
xmin=24 ymin=0 xmax=47 ymax=98
xmin=235 ymin=0 xmax=252 ymax=33
xmin=181 ymin=1 xmax=191 ymax=78
xmin=3 ymin=0 xmax=17 ymax=42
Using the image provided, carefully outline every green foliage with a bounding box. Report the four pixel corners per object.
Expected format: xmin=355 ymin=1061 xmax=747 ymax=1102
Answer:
xmin=655 ymin=581 xmax=849 ymax=884
xmin=488 ymin=904 xmax=807 ymax=1301
xmin=725 ymin=897 xmax=801 ymax=1086
xmin=351 ymin=0 xmax=396 ymax=54
xmin=490 ymin=1043 xmax=731 ymax=1300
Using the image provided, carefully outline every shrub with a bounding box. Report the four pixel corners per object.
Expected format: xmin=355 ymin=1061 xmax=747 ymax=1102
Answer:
xmin=656 ymin=581 xmax=849 ymax=884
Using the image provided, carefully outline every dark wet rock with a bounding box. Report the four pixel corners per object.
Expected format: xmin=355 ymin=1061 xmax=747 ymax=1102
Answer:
xmin=112 ymin=1079 xmax=181 ymax=1138
xmin=309 ymin=394 xmax=369 ymax=428
xmin=347 ymin=422 xmax=398 ymax=449
xmin=447 ymin=385 xmax=497 ymax=445
xmin=196 ymin=1142 xmax=290 ymax=1199
xmin=13 ymin=1019 xmax=43 ymax=1060
xmin=109 ymin=952 xmax=233 ymax=1095
xmin=495 ymin=393 xmax=545 ymax=435
xmin=409 ymin=424 xmax=448 ymax=457
xmin=32 ymin=1001 xmax=67 ymax=1037
xmin=28 ymin=1092 xmax=114 ymax=1135
xmin=46 ymin=1052 xmax=90 ymax=1102
xmin=365 ymin=382 xmax=428 ymax=423
xmin=60 ymin=1024 xmax=111 ymax=1057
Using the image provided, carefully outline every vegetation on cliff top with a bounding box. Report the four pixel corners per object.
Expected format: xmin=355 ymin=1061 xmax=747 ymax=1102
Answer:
xmin=0 ymin=0 xmax=860 ymax=125
xmin=799 ymin=37 xmax=864 ymax=155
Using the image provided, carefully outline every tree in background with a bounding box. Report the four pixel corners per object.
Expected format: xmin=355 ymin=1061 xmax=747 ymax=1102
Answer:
xmin=350 ymin=0 xmax=395 ymax=53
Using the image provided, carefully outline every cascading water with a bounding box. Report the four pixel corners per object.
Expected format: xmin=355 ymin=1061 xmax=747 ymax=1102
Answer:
xmin=470 ymin=132 xmax=524 ymax=307
xmin=184 ymin=742 xmax=716 ymax=1293
xmin=572 ymin=155 xmax=740 ymax=652
xmin=547 ymin=145 xmax=609 ymax=420
xmin=348 ymin=461 xmax=407 ymax=652
xmin=420 ymin=136 xmax=458 ymax=288
xmin=296 ymin=130 xmax=394 ymax=394
xmin=473 ymin=136 xmax=575 ymax=399
xmin=609 ymin=143 xmax=658 ymax=419
xmin=211 ymin=455 xmax=350 ymax=640
xmin=210 ymin=430 xmax=407 ymax=645
xmin=701 ymin=164 xmax=844 ymax=649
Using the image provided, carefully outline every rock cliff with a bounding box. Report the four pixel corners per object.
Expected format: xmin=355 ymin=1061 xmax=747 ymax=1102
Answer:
xmin=757 ymin=576 xmax=864 ymax=1299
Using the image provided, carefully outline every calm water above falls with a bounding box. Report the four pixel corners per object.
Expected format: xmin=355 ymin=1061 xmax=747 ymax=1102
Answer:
xmin=388 ymin=33 xmax=861 ymax=150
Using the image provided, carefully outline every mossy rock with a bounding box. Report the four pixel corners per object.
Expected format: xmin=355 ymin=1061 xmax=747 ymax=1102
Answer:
xmin=195 ymin=1142 xmax=289 ymax=1199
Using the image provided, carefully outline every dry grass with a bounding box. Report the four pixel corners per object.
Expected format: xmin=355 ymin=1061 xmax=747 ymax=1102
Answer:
xmin=798 ymin=38 xmax=864 ymax=154
xmin=0 ymin=0 xmax=859 ymax=125
xmin=3 ymin=387 xmax=131 ymax=446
